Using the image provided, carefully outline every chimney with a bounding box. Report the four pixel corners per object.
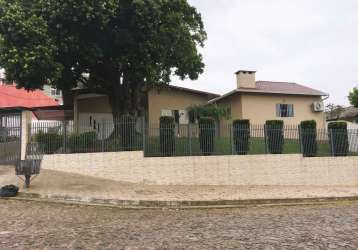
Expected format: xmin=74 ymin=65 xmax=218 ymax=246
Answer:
xmin=235 ymin=70 xmax=256 ymax=89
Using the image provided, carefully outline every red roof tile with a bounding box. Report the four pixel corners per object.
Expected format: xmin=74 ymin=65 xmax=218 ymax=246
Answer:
xmin=0 ymin=85 xmax=59 ymax=109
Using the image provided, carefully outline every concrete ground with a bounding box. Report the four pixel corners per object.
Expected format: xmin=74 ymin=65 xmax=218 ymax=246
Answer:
xmin=2 ymin=165 xmax=358 ymax=203
xmin=1 ymin=199 xmax=358 ymax=249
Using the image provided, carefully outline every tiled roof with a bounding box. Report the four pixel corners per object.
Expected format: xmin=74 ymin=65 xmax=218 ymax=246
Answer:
xmin=0 ymin=85 xmax=59 ymax=109
xmin=210 ymin=81 xmax=328 ymax=103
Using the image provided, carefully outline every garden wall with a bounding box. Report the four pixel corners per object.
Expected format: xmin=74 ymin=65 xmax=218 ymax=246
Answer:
xmin=41 ymin=152 xmax=358 ymax=186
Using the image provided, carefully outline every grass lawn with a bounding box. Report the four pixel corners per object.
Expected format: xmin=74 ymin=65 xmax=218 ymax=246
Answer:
xmin=144 ymin=137 xmax=333 ymax=157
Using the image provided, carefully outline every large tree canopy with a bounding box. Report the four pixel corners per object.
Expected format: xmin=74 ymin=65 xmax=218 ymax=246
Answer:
xmin=0 ymin=0 xmax=206 ymax=116
xmin=348 ymin=87 xmax=358 ymax=107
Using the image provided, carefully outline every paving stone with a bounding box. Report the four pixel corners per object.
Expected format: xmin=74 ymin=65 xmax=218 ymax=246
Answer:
xmin=1 ymin=200 xmax=358 ymax=249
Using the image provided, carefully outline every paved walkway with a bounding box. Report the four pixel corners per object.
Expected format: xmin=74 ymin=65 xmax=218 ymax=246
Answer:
xmin=1 ymin=199 xmax=358 ymax=249
xmin=2 ymin=165 xmax=358 ymax=202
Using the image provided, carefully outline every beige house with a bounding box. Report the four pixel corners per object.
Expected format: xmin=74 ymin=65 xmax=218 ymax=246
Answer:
xmin=73 ymin=70 xmax=328 ymax=129
xmin=212 ymin=70 xmax=328 ymax=128
xmin=73 ymin=86 xmax=218 ymax=132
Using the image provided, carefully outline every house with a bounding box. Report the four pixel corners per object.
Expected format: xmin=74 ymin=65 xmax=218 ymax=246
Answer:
xmin=211 ymin=70 xmax=328 ymax=128
xmin=0 ymin=82 xmax=59 ymax=109
xmin=73 ymin=86 xmax=219 ymax=128
xmin=339 ymin=107 xmax=358 ymax=124
xmin=72 ymin=70 xmax=328 ymax=128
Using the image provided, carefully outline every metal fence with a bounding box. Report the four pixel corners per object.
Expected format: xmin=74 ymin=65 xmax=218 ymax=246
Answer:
xmin=0 ymin=113 xmax=21 ymax=164
xmin=27 ymin=119 xmax=358 ymax=158
xmin=144 ymin=123 xmax=358 ymax=157
xmin=28 ymin=117 xmax=144 ymax=154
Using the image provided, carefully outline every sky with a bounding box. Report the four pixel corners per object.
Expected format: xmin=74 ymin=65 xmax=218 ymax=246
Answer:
xmin=174 ymin=0 xmax=358 ymax=106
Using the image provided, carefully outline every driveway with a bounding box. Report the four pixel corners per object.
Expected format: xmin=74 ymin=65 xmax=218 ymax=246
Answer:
xmin=1 ymin=200 xmax=358 ymax=249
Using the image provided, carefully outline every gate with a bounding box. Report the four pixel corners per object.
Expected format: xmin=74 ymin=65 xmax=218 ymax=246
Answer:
xmin=0 ymin=112 xmax=21 ymax=165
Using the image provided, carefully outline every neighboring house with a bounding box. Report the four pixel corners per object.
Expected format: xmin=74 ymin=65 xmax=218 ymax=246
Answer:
xmin=73 ymin=86 xmax=219 ymax=130
xmin=211 ymin=70 xmax=328 ymax=128
xmin=72 ymin=70 xmax=328 ymax=129
xmin=339 ymin=107 xmax=358 ymax=124
xmin=43 ymin=85 xmax=63 ymax=105
xmin=0 ymin=79 xmax=60 ymax=132
xmin=0 ymin=82 xmax=59 ymax=110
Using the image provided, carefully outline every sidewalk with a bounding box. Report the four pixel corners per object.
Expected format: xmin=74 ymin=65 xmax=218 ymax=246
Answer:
xmin=2 ymin=165 xmax=358 ymax=205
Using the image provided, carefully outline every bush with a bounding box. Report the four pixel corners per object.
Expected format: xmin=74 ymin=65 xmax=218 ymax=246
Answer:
xmin=159 ymin=116 xmax=175 ymax=156
xmin=328 ymin=122 xmax=349 ymax=156
xmin=265 ymin=120 xmax=284 ymax=154
xmin=199 ymin=117 xmax=215 ymax=155
xmin=68 ymin=131 xmax=97 ymax=153
xmin=35 ymin=131 xmax=62 ymax=154
xmin=119 ymin=115 xmax=137 ymax=151
xmin=233 ymin=119 xmax=250 ymax=155
xmin=300 ymin=120 xmax=317 ymax=157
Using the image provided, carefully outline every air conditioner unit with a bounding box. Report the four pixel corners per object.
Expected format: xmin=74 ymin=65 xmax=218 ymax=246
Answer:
xmin=312 ymin=101 xmax=324 ymax=112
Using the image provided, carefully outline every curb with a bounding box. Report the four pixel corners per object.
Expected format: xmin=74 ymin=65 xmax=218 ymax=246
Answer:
xmin=4 ymin=192 xmax=358 ymax=209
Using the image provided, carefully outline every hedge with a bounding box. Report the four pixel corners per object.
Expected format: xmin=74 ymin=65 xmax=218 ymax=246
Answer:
xmin=299 ymin=120 xmax=317 ymax=157
xmin=159 ymin=116 xmax=175 ymax=156
xmin=233 ymin=119 xmax=250 ymax=155
xmin=265 ymin=120 xmax=284 ymax=154
xmin=199 ymin=117 xmax=215 ymax=155
xmin=68 ymin=131 xmax=97 ymax=153
xmin=119 ymin=115 xmax=137 ymax=151
xmin=35 ymin=131 xmax=62 ymax=154
xmin=328 ymin=121 xmax=349 ymax=156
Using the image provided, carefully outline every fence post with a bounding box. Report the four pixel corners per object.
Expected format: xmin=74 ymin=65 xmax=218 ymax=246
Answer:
xmin=101 ymin=119 xmax=105 ymax=152
xmin=62 ymin=120 xmax=67 ymax=153
xmin=230 ymin=124 xmax=234 ymax=155
xmin=142 ymin=117 xmax=146 ymax=156
xmin=188 ymin=123 xmax=192 ymax=156
xmin=264 ymin=125 xmax=268 ymax=154
xmin=330 ymin=129 xmax=335 ymax=156
xmin=298 ymin=125 xmax=303 ymax=154
xmin=20 ymin=111 xmax=32 ymax=160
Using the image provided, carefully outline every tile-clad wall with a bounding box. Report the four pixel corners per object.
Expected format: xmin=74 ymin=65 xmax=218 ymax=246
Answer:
xmin=41 ymin=152 xmax=358 ymax=186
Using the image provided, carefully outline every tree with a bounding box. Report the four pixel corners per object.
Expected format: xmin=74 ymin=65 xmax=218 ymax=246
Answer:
xmin=188 ymin=104 xmax=231 ymax=122
xmin=0 ymin=0 xmax=206 ymax=118
xmin=349 ymin=87 xmax=358 ymax=107
xmin=325 ymin=103 xmax=345 ymax=120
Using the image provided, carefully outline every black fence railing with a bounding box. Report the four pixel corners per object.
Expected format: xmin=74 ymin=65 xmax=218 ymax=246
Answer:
xmin=27 ymin=119 xmax=358 ymax=158
xmin=29 ymin=118 xmax=144 ymax=154
xmin=144 ymin=123 xmax=358 ymax=158
xmin=0 ymin=114 xmax=21 ymax=164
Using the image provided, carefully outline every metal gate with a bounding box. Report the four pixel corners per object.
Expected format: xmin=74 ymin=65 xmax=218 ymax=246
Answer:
xmin=0 ymin=113 xmax=21 ymax=165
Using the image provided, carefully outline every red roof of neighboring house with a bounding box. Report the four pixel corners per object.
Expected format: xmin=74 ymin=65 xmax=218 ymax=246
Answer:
xmin=210 ymin=81 xmax=328 ymax=103
xmin=0 ymin=85 xmax=59 ymax=109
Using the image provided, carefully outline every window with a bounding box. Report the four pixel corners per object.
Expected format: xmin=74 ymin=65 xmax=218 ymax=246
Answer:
xmin=160 ymin=109 xmax=189 ymax=124
xmin=51 ymin=88 xmax=61 ymax=96
xmin=276 ymin=104 xmax=294 ymax=117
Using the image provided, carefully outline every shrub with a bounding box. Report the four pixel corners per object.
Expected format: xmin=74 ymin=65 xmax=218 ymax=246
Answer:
xmin=68 ymin=131 xmax=97 ymax=153
xmin=119 ymin=115 xmax=137 ymax=151
xmin=328 ymin=121 xmax=349 ymax=156
xmin=299 ymin=120 xmax=317 ymax=157
xmin=159 ymin=116 xmax=175 ymax=156
xmin=199 ymin=117 xmax=215 ymax=155
xmin=233 ymin=119 xmax=250 ymax=155
xmin=265 ymin=120 xmax=284 ymax=154
xmin=35 ymin=131 xmax=62 ymax=154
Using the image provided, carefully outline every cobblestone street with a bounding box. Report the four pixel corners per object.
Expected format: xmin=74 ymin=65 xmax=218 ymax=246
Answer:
xmin=1 ymin=200 xmax=358 ymax=249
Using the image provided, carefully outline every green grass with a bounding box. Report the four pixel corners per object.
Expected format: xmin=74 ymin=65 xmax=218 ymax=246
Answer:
xmin=144 ymin=136 xmax=334 ymax=157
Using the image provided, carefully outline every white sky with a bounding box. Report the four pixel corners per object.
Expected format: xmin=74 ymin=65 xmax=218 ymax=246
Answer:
xmin=174 ymin=0 xmax=358 ymax=106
